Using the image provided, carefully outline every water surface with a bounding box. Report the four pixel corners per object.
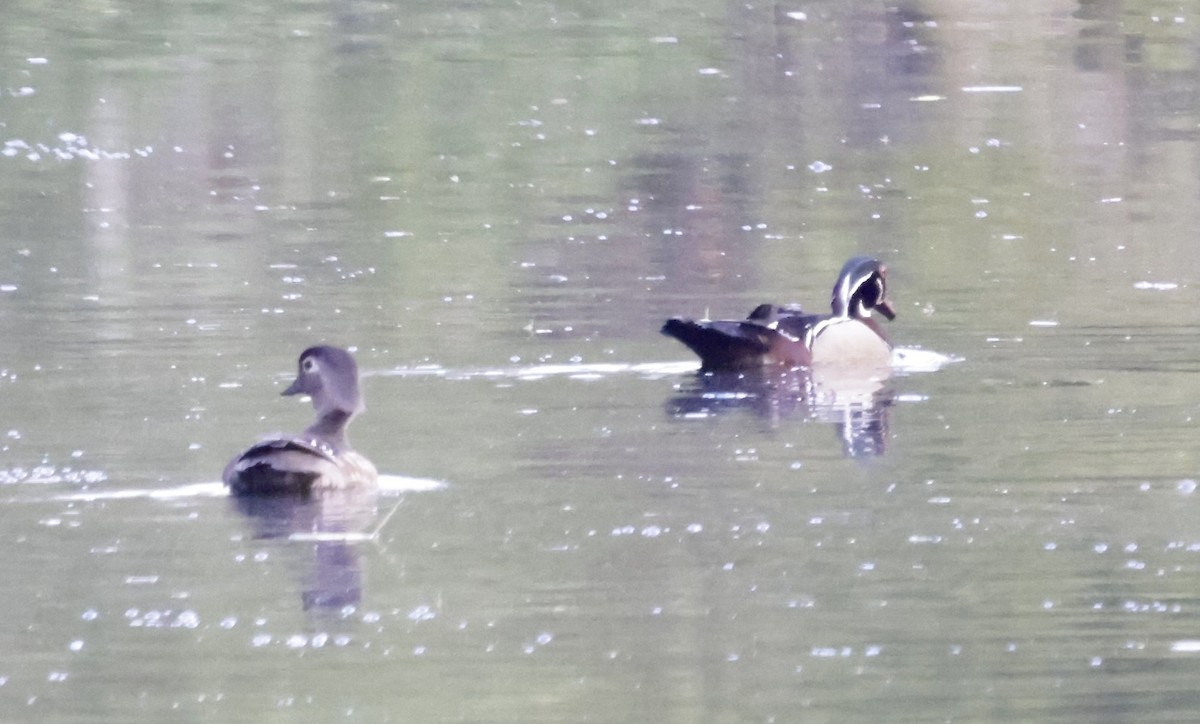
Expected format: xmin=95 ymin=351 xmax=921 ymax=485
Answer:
xmin=4 ymin=1 xmax=1200 ymax=721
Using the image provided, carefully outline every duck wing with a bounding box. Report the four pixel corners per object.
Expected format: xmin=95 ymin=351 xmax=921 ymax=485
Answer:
xmin=223 ymin=436 xmax=342 ymax=496
xmin=771 ymin=309 xmax=823 ymax=343
xmin=662 ymin=317 xmax=782 ymax=371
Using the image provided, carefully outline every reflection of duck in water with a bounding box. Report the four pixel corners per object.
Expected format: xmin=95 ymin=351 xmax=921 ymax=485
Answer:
xmin=661 ymin=256 xmax=896 ymax=378
xmin=233 ymin=491 xmax=380 ymax=610
xmin=665 ymin=368 xmax=893 ymax=457
xmin=808 ymin=379 xmax=892 ymax=458
xmin=224 ymin=346 xmax=378 ymax=496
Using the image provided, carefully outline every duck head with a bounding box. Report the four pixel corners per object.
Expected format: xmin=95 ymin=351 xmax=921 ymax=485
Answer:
xmin=831 ymin=256 xmax=896 ymax=321
xmin=283 ymin=346 xmax=366 ymax=418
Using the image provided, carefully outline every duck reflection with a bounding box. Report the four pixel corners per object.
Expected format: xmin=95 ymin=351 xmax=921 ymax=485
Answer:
xmin=231 ymin=490 xmax=379 ymax=610
xmin=666 ymin=368 xmax=893 ymax=457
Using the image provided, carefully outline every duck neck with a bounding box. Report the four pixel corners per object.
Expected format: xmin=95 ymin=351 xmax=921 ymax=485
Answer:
xmin=304 ymin=408 xmax=354 ymax=451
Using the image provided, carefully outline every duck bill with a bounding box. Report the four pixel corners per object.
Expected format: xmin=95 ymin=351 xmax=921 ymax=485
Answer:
xmin=281 ymin=377 xmax=304 ymax=396
xmin=876 ymin=299 xmax=897 ymax=321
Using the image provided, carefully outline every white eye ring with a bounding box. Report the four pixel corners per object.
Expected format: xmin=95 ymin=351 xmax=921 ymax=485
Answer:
xmin=302 ymin=357 xmax=319 ymax=373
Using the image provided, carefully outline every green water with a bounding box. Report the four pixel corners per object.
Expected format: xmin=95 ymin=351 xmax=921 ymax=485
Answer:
xmin=3 ymin=1 xmax=1200 ymax=721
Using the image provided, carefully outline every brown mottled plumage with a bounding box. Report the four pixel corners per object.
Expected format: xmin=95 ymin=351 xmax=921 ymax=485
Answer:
xmin=224 ymin=346 xmax=378 ymax=496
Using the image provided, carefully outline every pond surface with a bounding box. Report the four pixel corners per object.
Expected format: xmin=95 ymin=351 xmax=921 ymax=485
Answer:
xmin=4 ymin=0 xmax=1200 ymax=721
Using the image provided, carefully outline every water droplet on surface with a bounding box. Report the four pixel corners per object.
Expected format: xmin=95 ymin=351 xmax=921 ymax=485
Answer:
xmin=408 ymin=605 xmax=436 ymax=622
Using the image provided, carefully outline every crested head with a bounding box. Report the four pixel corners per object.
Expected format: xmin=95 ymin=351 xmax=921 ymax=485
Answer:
xmin=830 ymin=256 xmax=896 ymax=321
xmin=282 ymin=345 xmax=366 ymax=420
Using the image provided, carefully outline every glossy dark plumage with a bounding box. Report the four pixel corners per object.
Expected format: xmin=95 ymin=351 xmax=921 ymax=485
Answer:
xmin=223 ymin=346 xmax=378 ymax=496
xmin=660 ymin=306 xmax=814 ymax=372
xmin=662 ymin=256 xmax=896 ymax=373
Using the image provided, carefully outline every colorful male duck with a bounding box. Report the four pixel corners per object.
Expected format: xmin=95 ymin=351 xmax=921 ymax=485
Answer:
xmin=661 ymin=256 xmax=896 ymax=374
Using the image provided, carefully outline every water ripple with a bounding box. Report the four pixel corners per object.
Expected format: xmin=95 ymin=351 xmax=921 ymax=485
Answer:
xmin=376 ymin=349 xmax=959 ymax=382
xmin=50 ymin=475 xmax=443 ymax=502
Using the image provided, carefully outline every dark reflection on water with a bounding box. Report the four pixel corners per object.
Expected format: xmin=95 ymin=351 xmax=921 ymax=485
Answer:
xmin=231 ymin=491 xmax=378 ymax=610
xmin=666 ymin=369 xmax=893 ymax=457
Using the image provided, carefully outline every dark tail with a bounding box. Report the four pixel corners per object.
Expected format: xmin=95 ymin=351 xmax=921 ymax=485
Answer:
xmin=661 ymin=318 xmax=771 ymax=371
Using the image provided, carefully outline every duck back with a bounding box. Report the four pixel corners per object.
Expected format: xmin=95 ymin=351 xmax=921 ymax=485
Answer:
xmin=224 ymin=436 xmax=376 ymax=496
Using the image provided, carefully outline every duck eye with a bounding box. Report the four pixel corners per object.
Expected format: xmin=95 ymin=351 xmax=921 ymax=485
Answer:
xmin=302 ymin=357 xmax=318 ymax=373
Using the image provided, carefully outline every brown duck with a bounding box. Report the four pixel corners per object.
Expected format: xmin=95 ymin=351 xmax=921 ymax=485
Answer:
xmin=223 ymin=346 xmax=378 ymax=495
